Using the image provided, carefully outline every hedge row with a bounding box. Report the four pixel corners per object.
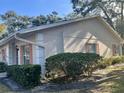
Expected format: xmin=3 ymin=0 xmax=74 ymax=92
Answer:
xmin=7 ymin=64 xmax=41 ymax=88
xmin=46 ymin=53 xmax=102 ymax=79
xmin=0 ymin=62 xmax=7 ymax=73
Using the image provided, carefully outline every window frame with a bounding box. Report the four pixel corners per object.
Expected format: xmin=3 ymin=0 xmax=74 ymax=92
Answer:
xmin=20 ymin=44 xmax=32 ymax=64
xmin=85 ymin=43 xmax=99 ymax=54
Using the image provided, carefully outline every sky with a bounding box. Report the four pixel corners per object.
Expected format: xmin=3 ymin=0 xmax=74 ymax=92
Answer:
xmin=0 ymin=0 xmax=73 ymax=17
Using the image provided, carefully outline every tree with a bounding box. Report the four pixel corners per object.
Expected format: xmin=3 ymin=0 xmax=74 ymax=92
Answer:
xmin=64 ymin=12 xmax=82 ymax=20
xmin=0 ymin=24 xmax=6 ymax=33
xmin=32 ymin=15 xmax=47 ymax=26
xmin=0 ymin=11 xmax=63 ymax=34
xmin=46 ymin=11 xmax=62 ymax=23
xmin=116 ymin=18 xmax=124 ymax=37
xmin=31 ymin=11 xmax=62 ymax=26
xmin=71 ymin=0 xmax=124 ymax=29
xmin=0 ymin=11 xmax=32 ymax=33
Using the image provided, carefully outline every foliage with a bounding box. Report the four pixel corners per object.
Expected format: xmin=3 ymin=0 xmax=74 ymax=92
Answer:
xmin=7 ymin=64 xmax=41 ymax=88
xmin=64 ymin=12 xmax=82 ymax=20
xmin=0 ymin=24 xmax=6 ymax=33
xmin=46 ymin=11 xmax=62 ymax=24
xmin=32 ymin=15 xmax=47 ymax=26
xmin=0 ymin=11 xmax=31 ymax=33
xmin=0 ymin=11 xmax=62 ymax=34
xmin=46 ymin=53 xmax=101 ymax=79
xmin=0 ymin=62 xmax=7 ymax=73
xmin=116 ymin=19 xmax=124 ymax=38
xmin=32 ymin=12 xmax=62 ymax=26
xmin=71 ymin=0 xmax=124 ymax=28
xmin=97 ymin=56 xmax=124 ymax=69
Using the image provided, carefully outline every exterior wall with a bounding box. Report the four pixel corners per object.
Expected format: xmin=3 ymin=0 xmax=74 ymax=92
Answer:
xmin=8 ymin=41 xmax=17 ymax=65
xmin=34 ymin=32 xmax=45 ymax=74
xmin=16 ymin=33 xmax=36 ymax=65
xmin=0 ymin=44 xmax=10 ymax=64
xmin=42 ymin=28 xmax=64 ymax=58
xmin=16 ymin=32 xmax=45 ymax=74
xmin=42 ymin=18 xmax=121 ymax=58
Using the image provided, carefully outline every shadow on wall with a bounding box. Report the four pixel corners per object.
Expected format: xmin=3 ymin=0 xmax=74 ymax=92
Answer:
xmin=64 ymin=31 xmax=111 ymax=57
xmin=102 ymin=48 xmax=109 ymax=57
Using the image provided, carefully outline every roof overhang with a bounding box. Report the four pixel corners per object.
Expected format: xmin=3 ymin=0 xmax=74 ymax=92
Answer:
xmin=0 ymin=33 xmax=15 ymax=47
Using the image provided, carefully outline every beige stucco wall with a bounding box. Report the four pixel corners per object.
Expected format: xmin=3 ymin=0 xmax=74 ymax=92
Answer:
xmin=0 ymin=44 xmax=9 ymax=64
xmin=42 ymin=18 xmax=121 ymax=58
xmin=15 ymin=33 xmax=36 ymax=65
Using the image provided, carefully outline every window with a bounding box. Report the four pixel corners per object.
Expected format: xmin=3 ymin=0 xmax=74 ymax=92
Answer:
xmin=86 ymin=43 xmax=97 ymax=53
xmin=112 ymin=44 xmax=120 ymax=56
xmin=21 ymin=45 xmax=32 ymax=64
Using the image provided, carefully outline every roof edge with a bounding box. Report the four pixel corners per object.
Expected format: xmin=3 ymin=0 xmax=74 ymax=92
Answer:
xmin=96 ymin=16 xmax=123 ymax=42
xmin=18 ymin=15 xmax=99 ymax=34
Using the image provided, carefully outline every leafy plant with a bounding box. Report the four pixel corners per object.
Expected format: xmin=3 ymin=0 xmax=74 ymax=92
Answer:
xmin=97 ymin=56 xmax=124 ymax=69
xmin=46 ymin=53 xmax=101 ymax=79
xmin=0 ymin=62 xmax=7 ymax=73
xmin=7 ymin=64 xmax=41 ymax=89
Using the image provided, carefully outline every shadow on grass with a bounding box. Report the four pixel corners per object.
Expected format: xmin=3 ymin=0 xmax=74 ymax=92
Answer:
xmin=94 ymin=69 xmax=124 ymax=93
xmin=35 ymin=68 xmax=124 ymax=93
xmin=0 ymin=67 xmax=123 ymax=93
xmin=57 ymin=68 xmax=124 ymax=93
xmin=106 ymin=70 xmax=124 ymax=93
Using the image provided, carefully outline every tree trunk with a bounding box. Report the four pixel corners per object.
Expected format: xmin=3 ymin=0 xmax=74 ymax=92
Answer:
xmin=98 ymin=3 xmax=115 ymax=29
xmin=121 ymin=2 xmax=124 ymax=21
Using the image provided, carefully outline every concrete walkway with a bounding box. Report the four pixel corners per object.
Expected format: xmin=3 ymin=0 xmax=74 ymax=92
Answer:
xmin=0 ymin=72 xmax=7 ymax=78
xmin=0 ymin=72 xmax=24 ymax=91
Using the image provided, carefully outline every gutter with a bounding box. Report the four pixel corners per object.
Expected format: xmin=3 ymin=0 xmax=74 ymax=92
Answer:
xmin=14 ymin=33 xmax=44 ymax=48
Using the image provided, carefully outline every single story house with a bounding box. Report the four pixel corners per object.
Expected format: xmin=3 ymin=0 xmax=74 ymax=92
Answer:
xmin=0 ymin=16 xmax=123 ymax=74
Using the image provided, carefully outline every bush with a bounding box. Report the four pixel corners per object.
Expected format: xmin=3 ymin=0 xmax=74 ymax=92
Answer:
xmin=97 ymin=56 xmax=124 ymax=69
xmin=111 ymin=56 xmax=123 ymax=65
xmin=46 ymin=53 xmax=101 ymax=79
xmin=7 ymin=64 xmax=41 ymax=88
xmin=0 ymin=62 xmax=7 ymax=73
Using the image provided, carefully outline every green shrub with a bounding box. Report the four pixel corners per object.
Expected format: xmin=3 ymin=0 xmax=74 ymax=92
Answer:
xmin=97 ymin=56 xmax=124 ymax=69
xmin=0 ymin=62 xmax=7 ymax=73
xmin=111 ymin=56 xmax=123 ymax=65
xmin=97 ymin=58 xmax=112 ymax=69
xmin=7 ymin=64 xmax=41 ymax=89
xmin=66 ymin=61 xmax=83 ymax=78
xmin=46 ymin=53 xmax=101 ymax=79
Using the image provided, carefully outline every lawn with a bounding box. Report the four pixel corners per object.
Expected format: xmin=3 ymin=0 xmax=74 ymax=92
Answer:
xmin=91 ymin=64 xmax=124 ymax=93
xmin=0 ymin=64 xmax=124 ymax=93
xmin=0 ymin=82 xmax=10 ymax=93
